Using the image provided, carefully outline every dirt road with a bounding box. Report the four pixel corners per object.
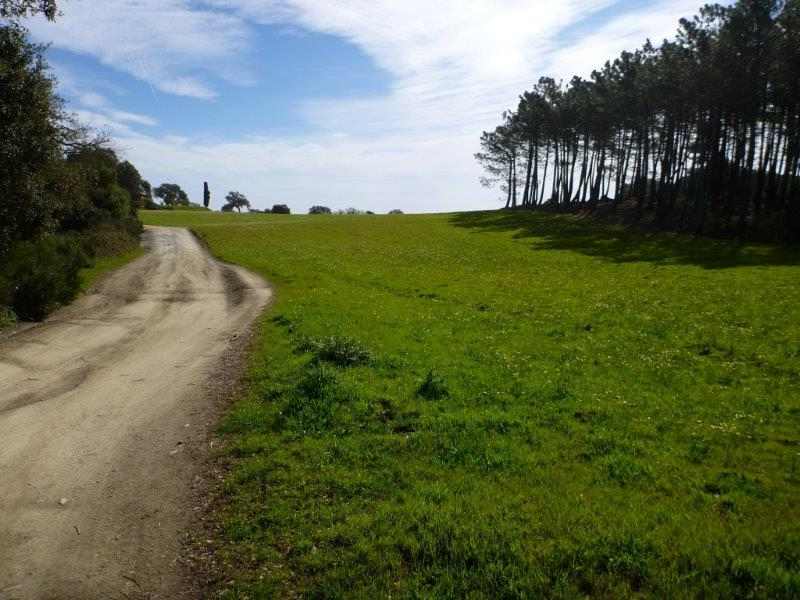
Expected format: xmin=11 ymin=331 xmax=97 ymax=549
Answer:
xmin=0 ymin=227 xmax=271 ymax=599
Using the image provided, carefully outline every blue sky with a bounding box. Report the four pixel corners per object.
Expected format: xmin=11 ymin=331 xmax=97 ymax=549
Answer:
xmin=28 ymin=0 xmax=716 ymax=213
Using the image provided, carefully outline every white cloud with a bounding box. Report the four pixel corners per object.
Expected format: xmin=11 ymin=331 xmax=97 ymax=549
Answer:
xmin=108 ymin=109 xmax=158 ymax=127
xmin=73 ymin=109 xmax=138 ymax=137
xmin=50 ymin=64 xmax=159 ymax=132
xmin=208 ymin=0 xmax=615 ymax=136
xmin=28 ymin=0 xmax=250 ymax=99
xmin=77 ymin=91 xmax=107 ymax=108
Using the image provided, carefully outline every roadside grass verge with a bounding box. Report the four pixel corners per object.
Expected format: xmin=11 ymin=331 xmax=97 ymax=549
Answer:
xmin=142 ymin=209 xmax=800 ymax=598
xmin=79 ymin=246 xmax=144 ymax=293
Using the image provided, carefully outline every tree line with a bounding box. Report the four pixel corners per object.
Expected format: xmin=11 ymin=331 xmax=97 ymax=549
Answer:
xmin=1 ymin=1 xmax=148 ymax=321
xmin=476 ymin=0 xmax=800 ymax=241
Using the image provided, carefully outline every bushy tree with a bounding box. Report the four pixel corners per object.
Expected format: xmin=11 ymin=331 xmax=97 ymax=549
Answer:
xmin=0 ymin=23 xmax=62 ymax=258
xmin=65 ymin=146 xmax=133 ymax=223
xmin=272 ymin=204 xmax=290 ymax=214
xmin=223 ymin=191 xmax=250 ymax=213
xmin=154 ymin=183 xmax=189 ymax=207
xmin=116 ymin=161 xmax=145 ymax=210
xmin=309 ymin=205 xmax=332 ymax=214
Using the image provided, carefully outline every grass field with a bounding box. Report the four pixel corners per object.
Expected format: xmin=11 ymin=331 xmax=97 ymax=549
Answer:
xmin=143 ymin=209 xmax=800 ymax=598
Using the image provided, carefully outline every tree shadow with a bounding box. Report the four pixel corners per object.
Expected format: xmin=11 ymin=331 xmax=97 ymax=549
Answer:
xmin=449 ymin=210 xmax=800 ymax=270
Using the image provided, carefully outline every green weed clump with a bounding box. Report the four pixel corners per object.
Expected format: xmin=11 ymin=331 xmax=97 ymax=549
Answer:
xmin=417 ymin=369 xmax=449 ymax=400
xmin=282 ymin=364 xmax=346 ymax=434
xmin=141 ymin=209 xmax=800 ymax=598
xmin=296 ymin=335 xmax=372 ymax=367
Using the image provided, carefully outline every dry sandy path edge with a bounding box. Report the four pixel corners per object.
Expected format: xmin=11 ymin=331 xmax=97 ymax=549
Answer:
xmin=0 ymin=226 xmax=272 ymax=599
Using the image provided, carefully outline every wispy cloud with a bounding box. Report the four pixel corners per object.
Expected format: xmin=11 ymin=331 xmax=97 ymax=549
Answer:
xmin=209 ymin=0 xmax=616 ymax=135
xmin=51 ymin=64 xmax=158 ymax=133
xmin=28 ymin=0 xmax=250 ymax=99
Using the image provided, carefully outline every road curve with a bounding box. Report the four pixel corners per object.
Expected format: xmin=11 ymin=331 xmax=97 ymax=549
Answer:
xmin=0 ymin=226 xmax=271 ymax=599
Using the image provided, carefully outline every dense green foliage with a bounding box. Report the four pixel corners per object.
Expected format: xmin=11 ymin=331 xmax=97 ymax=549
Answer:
xmin=479 ymin=0 xmax=800 ymax=241
xmin=116 ymin=160 xmax=153 ymax=210
xmin=0 ymin=17 xmax=143 ymax=322
xmin=2 ymin=235 xmax=84 ymax=320
xmin=142 ymin=209 xmax=800 ymax=598
xmin=0 ymin=23 xmax=64 ymax=257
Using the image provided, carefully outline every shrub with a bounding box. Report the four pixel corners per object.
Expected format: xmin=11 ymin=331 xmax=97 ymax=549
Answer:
xmin=94 ymin=183 xmax=131 ymax=220
xmin=173 ymin=203 xmax=209 ymax=211
xmin=603 ymin=454 xmax=653 ymax=486
xmin=296 ymin=335 xmax=372 ymax=367
xmin=418 ymin=370 xmax=449 ymax=400
xmin=389 ymin=209 xmax=404 ymax=215
xmin=309 ymin=205 xmax=332 ymax=214
xmin=0 ymin=305 xmax=16 ymax=329
xmin=271 ymin=204 xmax=291 ymax=214
xmin=296 ymin=363 xmax=339 ymax=399
xmin=3 ymin=235 xmax=88 ymax=321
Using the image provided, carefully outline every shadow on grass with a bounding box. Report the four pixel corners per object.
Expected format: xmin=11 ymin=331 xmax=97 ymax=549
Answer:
xmin=449 ymin=210 xmax=800 ymax=270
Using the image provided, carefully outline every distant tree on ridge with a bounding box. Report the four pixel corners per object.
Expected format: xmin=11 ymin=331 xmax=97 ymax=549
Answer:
xmin=154 ymin=183 xmax=189 ymax=207
xmin=222 ymin=191 xmax=250 ymax=213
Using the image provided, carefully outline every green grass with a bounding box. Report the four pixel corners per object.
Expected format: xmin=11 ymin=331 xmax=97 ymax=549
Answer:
xmin=142 ymin=209 xmax=800 ymax=598
xmin=79 ymin=246 xmax=144 ymax=293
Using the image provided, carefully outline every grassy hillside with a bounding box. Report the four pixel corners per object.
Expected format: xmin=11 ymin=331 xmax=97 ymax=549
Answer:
xmin=142 ymin=210 xmax=800 ymax=598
